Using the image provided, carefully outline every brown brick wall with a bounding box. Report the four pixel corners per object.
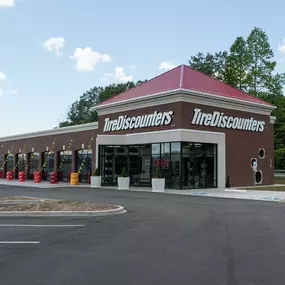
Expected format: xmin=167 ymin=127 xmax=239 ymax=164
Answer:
xmin=98 ymin=101 xmax=274 ymax=187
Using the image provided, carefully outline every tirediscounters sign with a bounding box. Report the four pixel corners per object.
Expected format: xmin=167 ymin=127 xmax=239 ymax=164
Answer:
xmin=103 ymin=110 xmax=174 ymax=132
xmin=191 ymin=108 xmax=265 ymax=132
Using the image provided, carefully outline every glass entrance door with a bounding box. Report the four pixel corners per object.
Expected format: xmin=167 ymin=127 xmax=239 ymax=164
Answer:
xmin=129 ymin=145 xmax=151 ymax=186
xmin=182 ymin=143 xmax=217 ymax=189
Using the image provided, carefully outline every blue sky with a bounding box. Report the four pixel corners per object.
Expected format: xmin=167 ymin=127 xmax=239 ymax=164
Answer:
xmin=0 ymin=0 xmax=284 ymax=137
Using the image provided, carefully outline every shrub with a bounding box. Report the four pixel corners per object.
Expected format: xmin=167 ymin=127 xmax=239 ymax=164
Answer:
xmin=93 ymin=168 xmax=100 ymax=176
xmin=121 ymin=167 xmax=128 ymax=177
xmin=154 ymin=167 xmax=161 ymax=179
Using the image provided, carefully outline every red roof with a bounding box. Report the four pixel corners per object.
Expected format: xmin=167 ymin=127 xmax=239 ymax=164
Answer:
xmin=97 ymin=65 xmax=273 ymax=107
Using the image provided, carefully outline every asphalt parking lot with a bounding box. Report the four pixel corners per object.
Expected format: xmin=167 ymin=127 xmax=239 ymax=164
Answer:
xmin=1 ymin=185 xmax=285 ymax=285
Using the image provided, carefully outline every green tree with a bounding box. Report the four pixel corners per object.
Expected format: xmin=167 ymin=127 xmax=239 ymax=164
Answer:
xmin=59 ymin=87 xmax=103 ymax=127
xmin=59 ymin=80 xmax=147 ymax=127
xmin=246 ymin=27 xmax=277 ymax=97
xmin=274 ymin=148 xmax=285 ymax=169
xmin=224 ymin=36 xmax=248 ymax=91
xmin=188 ymin=52 xmax=227 ymax=80
xmin=188 ymin=27 xmax=285 ymax=168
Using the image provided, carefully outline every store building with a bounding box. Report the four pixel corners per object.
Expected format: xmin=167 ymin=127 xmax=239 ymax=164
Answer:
xmin=0 ymin=65 xmax=276 ymax=188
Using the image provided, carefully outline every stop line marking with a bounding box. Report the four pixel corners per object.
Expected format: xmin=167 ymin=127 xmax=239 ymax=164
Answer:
xmin=0 ymin=241 xmax=40 ymax=244
xmin=0 ymin=224 xmax=85 ymax=227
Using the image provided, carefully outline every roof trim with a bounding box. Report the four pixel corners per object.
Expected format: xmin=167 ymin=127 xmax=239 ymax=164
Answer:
xmin=91 ymin=88 xmax=276 ymax=112
xmin=0 ymin=122 xmax=98 ymax=142
xmin=179 ymin=64 xmax=184 ymax=88
xmin=270 ymin=116 xmax=276 ymax=124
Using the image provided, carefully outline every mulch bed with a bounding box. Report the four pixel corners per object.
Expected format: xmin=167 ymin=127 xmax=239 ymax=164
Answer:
xmin=0 ymin=200 xmax=119 ymax=212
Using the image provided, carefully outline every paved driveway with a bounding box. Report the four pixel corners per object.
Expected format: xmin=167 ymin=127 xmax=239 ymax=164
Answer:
xmin=1 ymin=185 xmax=285 ymax=285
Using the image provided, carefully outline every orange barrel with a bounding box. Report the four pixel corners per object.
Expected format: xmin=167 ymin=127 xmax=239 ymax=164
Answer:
xmin=50 ymin=172 xmax=58 ymax=184
xmin=18 ymin=171 xmax=25 ymax=182
xmin=33 ymin=171 xmax=42 ymax=183
xmin=70 ymin=173 xmax=79 ymax=185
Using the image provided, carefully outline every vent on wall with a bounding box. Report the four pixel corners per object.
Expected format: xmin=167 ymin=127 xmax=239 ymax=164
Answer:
xmin=259 ymin=148 xmax=265 ymax=159
xmin=255 ymin=170 xmax=263 ymax=184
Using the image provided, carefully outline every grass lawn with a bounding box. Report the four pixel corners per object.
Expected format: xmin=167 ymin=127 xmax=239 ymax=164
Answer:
xmin=274 ymin=176 xmax=285 ymax=184
xmin=244 ymin=186 xmax=285 ymax=191
xmin=243 ymin=176 xmax=285 ymax=191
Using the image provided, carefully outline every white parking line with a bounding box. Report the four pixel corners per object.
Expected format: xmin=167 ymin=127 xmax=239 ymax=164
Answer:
xmin=224 ymin=189 xmax=247 ymax=193
xmin=0 ymin=224 xmax=85 ymax=227
xmin=0 ymin=241 xmax=40 ymax=244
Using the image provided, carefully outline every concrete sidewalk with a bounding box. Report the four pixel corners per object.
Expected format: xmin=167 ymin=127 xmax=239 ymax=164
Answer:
xmin=0 ymin=180 xmax=89 ymax=188
xmin=185 ymin=188 xmax=285 ymax=202
xmin=0 ymin=179 xmax=285 ymax=202
xmin=78 ymin=185 xmax=285 ymax=202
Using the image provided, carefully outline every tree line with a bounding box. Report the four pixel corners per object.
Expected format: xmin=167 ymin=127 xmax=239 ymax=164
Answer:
xmin=59 ymin=27 xmax=285 ymax=169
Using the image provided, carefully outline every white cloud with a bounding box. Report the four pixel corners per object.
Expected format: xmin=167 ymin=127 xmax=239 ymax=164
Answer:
xmin=130 ymin=64 xmax=137 ymax=69
xmin=6 ymin=89 xmax=17 ymax=95
xmin=278 ymin=39 xmax=285 ymax=54
xmin=0 ymin=89 xmax=17 ymax=96
xmin=43 ymin=37 xmax=65 ymax=55
xmin=101 ymin=66 xmax=133 ymax=83
xmin=158 ymin=61 xmax=177 ymax=71
xmin=0 ymin=0 xmax=14 ymax=7
xmin=0 ymin=72 xmax=6 ymax=80
xmin=70 ymin=47 xmax=113 ymax=72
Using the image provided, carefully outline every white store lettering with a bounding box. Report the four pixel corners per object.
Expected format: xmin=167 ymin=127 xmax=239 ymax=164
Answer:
xmin=103 ymin=110 xmax=174 ymax=132
xmin=191 ymin=108 xmax=265 ymax=132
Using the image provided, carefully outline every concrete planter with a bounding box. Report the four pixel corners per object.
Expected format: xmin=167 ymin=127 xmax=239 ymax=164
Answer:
xmin=90 ymin=176 xmax=101 ymax=188
xmin=152 ymin=178 xmax=165 ymax=192
xmin=118 ymin=177 xmax=130 ymax=190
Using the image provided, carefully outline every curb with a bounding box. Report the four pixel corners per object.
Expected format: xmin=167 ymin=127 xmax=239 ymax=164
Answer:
xmin=0 ymin=205 xmax=127 ymax=217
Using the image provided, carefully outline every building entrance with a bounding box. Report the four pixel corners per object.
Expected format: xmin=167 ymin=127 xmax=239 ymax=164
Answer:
xmin=99 ymin=145 xmax=151 ymax=187
xmin=181 ymin=143 xmax=217 ymax=189
xmin=99 ymin=142 xmax=217 ymax=189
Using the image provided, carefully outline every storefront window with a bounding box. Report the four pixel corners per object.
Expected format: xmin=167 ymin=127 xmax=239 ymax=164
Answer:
xmin=58 ymin=150 xmax=72 ymax=182
xmin=101 ymin=146 xmax=114 ymax=185
xmin=152 ymin=143 xmax=160 ymax=178
xmin=171 ymin=142 xmax=181 ymax=188
xmin=99 ymin=141 xmax=217 ymax=189
xmin=137 ymin=146 xmax=151 ymax=186
xmin=42 ymin=152 xmax=54 ymax=181
xmin=152 ymin=144 xmax=160 ymax=155
xmin=160 ymin=143 xmax=170 ymax=186
xmin=29 ymin=152 xmax=40 ymax=179
xmin=0 ymin=155 xmax=4 ymax=171
xmin=129 ymin=146 xmax=139 ymax=185
xmin=76 ymin=149 xmax=92 ymax=183
xmin=100 ymin=145 xmax=151 ymax=186
xmin=6 ymin=154 xmax=14 ymax=171
xmin=17 ymin=153 xmax=26 ymax=172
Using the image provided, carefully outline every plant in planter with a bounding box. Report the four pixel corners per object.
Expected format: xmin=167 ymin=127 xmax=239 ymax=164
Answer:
xmin=152 ymin=167 xmax=165 ymax=192
xmin=90 ymin=168 xmax=101 ymax=188
xmin=118 ymin=166 xmax=130 ymax=190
